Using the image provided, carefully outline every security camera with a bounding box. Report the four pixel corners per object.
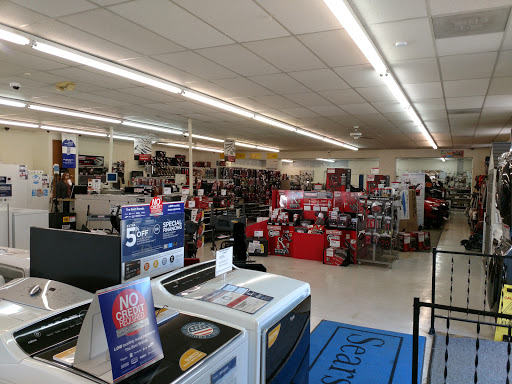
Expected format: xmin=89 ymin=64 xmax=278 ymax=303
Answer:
xmin=4 ymin=127 xmax=9 ymax=131
xmin=9 ymin=82 xmax=21 ymax=91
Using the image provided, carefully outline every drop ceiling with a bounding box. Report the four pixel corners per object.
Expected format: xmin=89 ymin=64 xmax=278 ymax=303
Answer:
xmin=0 ymin=0 xmax=511 ymax=151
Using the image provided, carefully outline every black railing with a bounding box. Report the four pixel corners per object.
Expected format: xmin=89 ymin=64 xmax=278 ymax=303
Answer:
xmin=412 ymin=248 xmax=512 ymax=383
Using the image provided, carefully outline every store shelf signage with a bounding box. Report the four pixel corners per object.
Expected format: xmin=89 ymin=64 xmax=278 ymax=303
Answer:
xmin=441 ymin=150 xmax=464 ymax=158
xmin=97 ymin=278 xmax=163 ymax=382
xmin=121 ymin=201 xmax=184 ymax=282
xmin=62 ymin=133 xmax=77 ymax=169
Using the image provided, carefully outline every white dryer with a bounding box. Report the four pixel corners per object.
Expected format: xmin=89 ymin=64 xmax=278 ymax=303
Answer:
xmin=151 ymin=261 xmax=311 ymax=384
xmin=0 ymin=277 xmax=249 ymax=384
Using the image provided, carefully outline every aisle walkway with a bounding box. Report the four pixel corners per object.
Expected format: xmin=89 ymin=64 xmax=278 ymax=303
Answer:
xmin=197 ymin=211 xmax=474 ymax=335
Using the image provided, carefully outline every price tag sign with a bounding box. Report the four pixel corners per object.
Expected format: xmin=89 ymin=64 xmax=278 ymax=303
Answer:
xmin=182 ymin=187 xmax=189 ymax=195
xmin=215 ymin=247 xmax=233 ymax=277
xmin=198 ymin=189 xmax=204 ymax=196
xmin=221 ymin=189 xmax=227 ymax=196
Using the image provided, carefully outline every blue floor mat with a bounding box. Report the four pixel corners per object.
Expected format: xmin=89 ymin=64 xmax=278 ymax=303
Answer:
xmin=310 ymin=320 xmax=425 ymax=384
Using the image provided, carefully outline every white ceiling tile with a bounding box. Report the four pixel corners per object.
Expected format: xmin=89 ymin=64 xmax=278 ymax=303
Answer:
xmin=446 ymin=96 xmax=485 ymax=109
xmin=484 ymin=95 xmax=512 ymax=108
xmin=391 ymin=58 xmax=440 ymax=84
xmin=436 ymin=33 xmax=504 ymax=56
xmin=419 ymin=110 xmax=449 ymax=120
xmin=195 ymin=45 xmax=279 ymax=76
xmin=340 ymin=103 xmax=379 ymax=114
xmin=154 ymin=51 xmax=238 ymax=80
xmin=318 ymin=89 xmax=366 ymax=104
xmin=243 ymin=37 xmax=325 ymax=72
xmin=211 ymin=77 xmax=273 ymax=97
xmin=283 ymin=92 xmax=332 ymax=108
xmin=367 ymin=18 xmax=436 ymax=61
xmin=256 ymin=0 xmax=340 ymax=34
xmin=355 ymin=86 xmax=395 ymax=102
xmin=443 ymin=79 xmax=490 ymax=97
xmin=248 ymin=74 xmax=310 ymax=94
xmin=333 ymin=64 xmax=385 ymax=88
xmin=123 ymin=57 xmax=200 ymax=84
xmin=109 ymin=0 xmax=234 ymax=49
xmin=174 ymin=0 xmax=290 ymax=42
xmin=309 ymin=106 xmax=347 ymax=116
xmin=184 ymin=80 xmax=240 ymax=99
xmin=0 ymin=60 xmax=32 ymax=79
xmin=414 ymin=99 xmax=446 ymax=111
xmin=49 ymin=67 xmax=133 ymax=89
xmin=402 ymin=82 xmax=443 ymax=100
xmin=280 ymin=108 xmax=319 ymax=118
xmin=89 ymin=89 xmax=154 ymax=105
xmin=488 ymin=77 xmax=512 ymax=95
xmin=23 ymin=20 xmax=141 ymax=62
xmin=371 ymin=101 xmax=404 ymax=113
xmin=119 ymin=87 xmax=182 ymax=104
xmin=0 ymin=49 xmax=70 ymax=72
xmin=289 ymin=69 xmax=350 ymax=91
xmin=90 ymin=0 xmax=130 ymax=5
xmin=351 ymin=0 xmax=427 ymax=24
xmin=494 ymin=50 xmax=512 ymax=77
xmin=251 ymin=95 xmax=301 ymax=109
xmin=503 ymin=20 xmax=512 ymax=50
xmin=429 ymin=0 xmax=512 ymax=16
xmin=439 ymin=52 xmax=498 ymax=80
xmin=0 ymin=1 xmax=49 ymax=27
xmin=223 ymin=97 xmax=268 ymax=112
xmin=69 ymin=92 xmax=130 ymax=107
xmin=9 ymin=0 xmax=97 ymax=17
xmin=61 ymin=9 xmax=183 ymax=56
xmin=298 ymin=30 xmax=368 ymax=67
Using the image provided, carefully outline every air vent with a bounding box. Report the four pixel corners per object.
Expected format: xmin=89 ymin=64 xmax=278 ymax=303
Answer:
xmin=447 ymin=108 xmax=482 ymax=115
xmin=433 ymin=8 xmax=510 ymax=39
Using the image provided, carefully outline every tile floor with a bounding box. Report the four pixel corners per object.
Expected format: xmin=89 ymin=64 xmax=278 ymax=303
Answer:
xmin=198 ymin=211 xmax=488 ymax=382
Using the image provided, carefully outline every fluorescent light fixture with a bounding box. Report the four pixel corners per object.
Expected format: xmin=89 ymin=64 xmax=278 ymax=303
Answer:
xmin=28 ymin=105 xmax=121 ymax=124
xmin=0 ymin=98 xmax=26 ymax=108
xmin=296 ymin=130 xmax=325 ymax=140
xmin=322 ymin=0 xmax=387 ymax=75
xmin=122 ymin=121 xmax=182 ymax=135
xmin=317 ymin=158 xmax=335 ymax=163
xmin=0 ymin=119 xmax=39 ymax=128
xmin=236 ymin=142 xmax=257 ymax=149
xmin=0 ymin=27 xmax=30 ymax=45
xmin=406 ymin=107 xmax=422 ymax=126
xmin=33 ymin=42 xmax=181 ymax=94
xmin=256 ymin=146 xmax=279 ymax=152
xmin=281 ymin=159 xmax=294 ymax=163
xmin=194 ymin=146 xmax=224 ymax=153
xmin=41 ymin=125 xmax=107 ymax=137
xmin=184 ymin=133 xmax=224 ymax=143
xmin=382 ymin=74 xmax=409 ymax=108
xmin=323 ymin=137 xmax=359 ymax=151
xmin=440 ymin=158 xmax=446 ymax=162
xmin=253 ymin=115 xmax=297 ymax=132
xmin=159 ymin=142 xmax=189 ymax=149
xmin=182 ymin=90 xmax=254 ymax=118
xmin=112 ymin=135 xmax=136 ymax=141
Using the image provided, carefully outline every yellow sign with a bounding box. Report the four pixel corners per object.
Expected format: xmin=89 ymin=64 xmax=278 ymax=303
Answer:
xmin=267 ymin=153 xmax=278 ymax=159
xmin=268 ymin=324 xmax=281 ymax=348
xmin=495 ymin=285 xmax=512 ymax=341
xmin=236 ymin=153 xmax=246 ymax=159
xmin=250 ymin=153 xmax=262 ymax=159
xmin=63 ymin=216 xmax=70 ymax=223
xmin=179 ymin=349 xmax=207 ymax=371
xmin=220 ymin=153 xmax=224 ymax=159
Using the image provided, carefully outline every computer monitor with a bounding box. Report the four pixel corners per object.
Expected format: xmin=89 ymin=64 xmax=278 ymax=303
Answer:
xmin=71 ymin=185 xmax=88 ymax=198
xmin=106 ymin=172 xmax=118 ymax=183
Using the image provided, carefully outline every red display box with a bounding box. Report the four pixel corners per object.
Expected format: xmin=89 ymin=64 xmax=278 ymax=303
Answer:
xmin=292 ymin=232 xmax=325 ymax=261
xmin=278 ymin=190 xmax=304 ymax=210
xmin=326 ymin=168 xmax=351 ymax=192
xmin=267 ymin=225 xmax=281 ymax=255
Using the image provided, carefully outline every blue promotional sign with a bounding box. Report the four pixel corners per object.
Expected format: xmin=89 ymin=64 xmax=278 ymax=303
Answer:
xmin=98 ymin=277 xmax=163 ymax=382
xmin=62 ymin=134 xmax=77 ymax=169
xmin=121 ymin=199 xmax=185 ymax=281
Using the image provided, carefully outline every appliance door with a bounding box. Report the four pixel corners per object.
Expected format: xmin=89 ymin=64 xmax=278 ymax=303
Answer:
xmin=263 ymin=296 xmax=311 ymax=384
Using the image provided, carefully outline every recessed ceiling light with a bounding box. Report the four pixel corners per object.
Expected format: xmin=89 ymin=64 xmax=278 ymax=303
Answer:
xmin=395 ymin=41 xmax=408 ymax=47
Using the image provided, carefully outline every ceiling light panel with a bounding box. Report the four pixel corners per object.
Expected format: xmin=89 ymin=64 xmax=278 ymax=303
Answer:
xmin=0 ymin=98 xmax=26 ymax=108
xmin=0 ymin=119 xmax=39 ymax=128
xmin=28 ymin=105 xmax=121 ymax=124
xmin=41 ymin=125 xmax=107 ymax=137
xmin=0 ymin=27 xmax=30 ymax=45
xmin=122 ymin=121 xmax=182 ymax=134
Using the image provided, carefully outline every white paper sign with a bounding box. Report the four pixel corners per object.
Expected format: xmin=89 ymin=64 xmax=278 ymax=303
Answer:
xmin=254 ymin=230 xmax=263 ymax=238
xmin=221 ymin=189 xmax=227 ymax=196
xmin=216 ymin=246 xmax=233 ymax=277
xmin=182 ymin=187 xmax=189 ymax=195
xmin=198 ymin=189 xmax=204 ymax=196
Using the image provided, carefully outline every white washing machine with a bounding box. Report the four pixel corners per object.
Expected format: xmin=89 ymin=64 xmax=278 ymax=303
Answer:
xmin=0 ymin=277 xmax=249 ymax=384
xmin=151 ymin=261 xmax=311 ymax=384
xmin=0 ymin=247 xmax=30 ymax=284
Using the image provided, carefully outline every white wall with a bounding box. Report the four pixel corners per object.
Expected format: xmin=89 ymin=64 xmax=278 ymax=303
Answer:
xmin=280 ymin=158 xmax=379 ymax=186
xmin=396 ymin=158 xmax=473 ymax=176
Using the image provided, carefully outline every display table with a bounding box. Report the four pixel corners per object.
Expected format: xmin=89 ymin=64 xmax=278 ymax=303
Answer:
xmin=291 ymin=232 xmax=325 ymax=261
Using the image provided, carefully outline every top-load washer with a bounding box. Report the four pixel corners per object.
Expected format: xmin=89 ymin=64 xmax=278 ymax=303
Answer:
xmin=0 ymin=277 xmax=249 ymax=384
xmin=151 ymin=260 xmax=311 ymax=384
